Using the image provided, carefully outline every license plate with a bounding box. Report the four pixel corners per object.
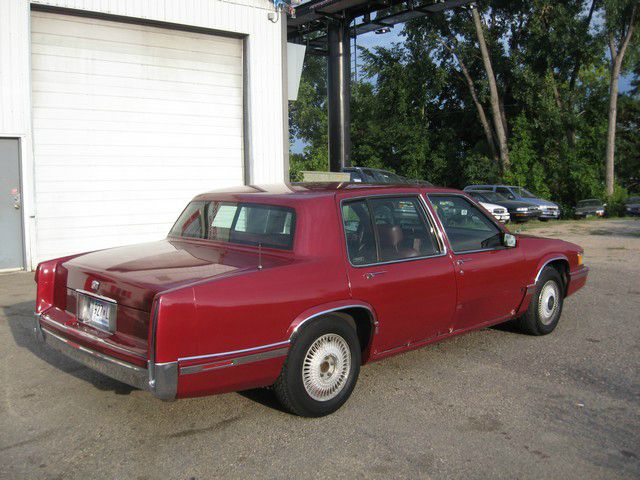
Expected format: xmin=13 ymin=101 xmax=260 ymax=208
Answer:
xmin=77 ymin=293 xmax=117 ymax=332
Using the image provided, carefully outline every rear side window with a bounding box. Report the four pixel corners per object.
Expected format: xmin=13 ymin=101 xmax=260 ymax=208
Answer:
xmin=428 ymin=195 xmax=501 ymax=252
xmin=342 ymin=196 xmax=441 ymax=265
xmin=342 ymin=200 xmax=376 ymax=265
xmin=170 ymin=201 xmax=295 ymax=250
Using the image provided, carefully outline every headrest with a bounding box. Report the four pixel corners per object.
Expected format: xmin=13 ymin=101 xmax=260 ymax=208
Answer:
xmin=378 ymin=224 xmax=403 ymax=248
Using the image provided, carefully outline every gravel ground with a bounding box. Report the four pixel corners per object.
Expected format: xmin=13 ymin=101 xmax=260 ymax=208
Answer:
xmin=1 ymin=218 xmax=639 ymax=479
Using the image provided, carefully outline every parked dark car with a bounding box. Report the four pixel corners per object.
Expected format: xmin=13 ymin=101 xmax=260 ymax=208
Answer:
xmin=625 ymin=196 xmax=640 ymax=216
xmin=574 ymin=199 xmax=606 ymax=219
xmin=464 ymin=185 xmax=560 ymax=220
xmin=342 ymin=167 xmax=433 ymax=186
xmin=467 ymin=190 xmax=541 ymax=222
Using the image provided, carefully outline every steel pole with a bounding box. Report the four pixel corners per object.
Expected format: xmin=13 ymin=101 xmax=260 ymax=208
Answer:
xmin=327 ymin=20 xmax=351 ymax=172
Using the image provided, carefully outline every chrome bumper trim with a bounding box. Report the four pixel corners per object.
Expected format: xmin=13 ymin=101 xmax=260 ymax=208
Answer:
xmin=570 ymin=266 xmax=589 ymax=280
xmin=39 ymin=312 xmax=146 ymax=360
xmin=33 ymin=313 xmax=177 ymax=400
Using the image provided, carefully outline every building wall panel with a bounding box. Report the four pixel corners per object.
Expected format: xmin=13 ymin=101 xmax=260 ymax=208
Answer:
xmin=0 ymin=0 xmax=286 ymax=267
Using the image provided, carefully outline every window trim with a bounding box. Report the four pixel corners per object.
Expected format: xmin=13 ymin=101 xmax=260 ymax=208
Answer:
xmin=340 ymin=194 xmax=447 ymax=268
xmin=168 ymin=201 xmax=297 ymax=251
xmin=426 ymin=193 xmax=508 ymax=256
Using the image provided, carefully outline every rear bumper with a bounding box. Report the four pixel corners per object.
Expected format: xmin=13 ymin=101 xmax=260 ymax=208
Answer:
xmin=33 ymin=312 xmax=177 ymax=400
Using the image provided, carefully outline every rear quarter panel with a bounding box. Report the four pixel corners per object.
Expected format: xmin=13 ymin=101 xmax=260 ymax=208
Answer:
xmin=153 ymin=195 xmax=353 ymax=395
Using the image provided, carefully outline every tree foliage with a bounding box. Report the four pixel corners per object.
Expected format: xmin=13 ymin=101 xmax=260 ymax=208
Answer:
xmin=290 ymin=1 xmax=640 ymax=211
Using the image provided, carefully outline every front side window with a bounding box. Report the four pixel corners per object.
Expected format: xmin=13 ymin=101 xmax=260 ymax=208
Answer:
xmin=170 ymin=201 xmax=295 ymax=250
xmin=428 ymin=195 xmax=502 ymax=253
xmin=342 ymin=196 xmax=441 ymax=265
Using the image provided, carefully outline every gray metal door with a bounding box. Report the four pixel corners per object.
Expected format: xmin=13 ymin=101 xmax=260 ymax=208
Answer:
xmin=0 ymin=139 xmax=24 ymax=270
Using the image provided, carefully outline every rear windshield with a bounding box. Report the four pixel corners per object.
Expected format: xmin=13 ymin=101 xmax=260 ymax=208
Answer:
xmin=169 ymin=201 xmax=296 ymax=250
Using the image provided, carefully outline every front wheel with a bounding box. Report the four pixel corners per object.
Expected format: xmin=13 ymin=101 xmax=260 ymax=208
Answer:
xmin=515 ymin=267 xmax=564 ymax=335
xmin=274 ymin=316 xmax=361 ymax=417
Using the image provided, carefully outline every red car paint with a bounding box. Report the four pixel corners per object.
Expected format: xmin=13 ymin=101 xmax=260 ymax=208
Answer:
xmin=33 ymin=183 xmax=588 ymax=399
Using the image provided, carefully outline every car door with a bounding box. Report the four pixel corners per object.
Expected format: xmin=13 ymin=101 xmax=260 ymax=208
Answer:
xmin=340 ymin=195 xmax=457 ymax=354
xmin=427 ymin=194 xmax=526 ymax=331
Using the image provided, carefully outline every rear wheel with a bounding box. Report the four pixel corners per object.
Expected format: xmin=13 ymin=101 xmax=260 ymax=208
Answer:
xmin=274 ymin=316 xmax=361 ymax=417
xmin=516 ymin=267 xmax=564 ymax=335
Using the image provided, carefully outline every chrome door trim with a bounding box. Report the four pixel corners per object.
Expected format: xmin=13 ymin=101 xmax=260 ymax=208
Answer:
xmin=339 ymin=193 xmax=448 ymax=268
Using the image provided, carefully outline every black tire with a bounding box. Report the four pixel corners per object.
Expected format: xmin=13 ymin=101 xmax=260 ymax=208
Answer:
xmin=515 ymin=267 xmax=564 ymax=335
xmin=274 ymin=316 xmax=361 ymax=417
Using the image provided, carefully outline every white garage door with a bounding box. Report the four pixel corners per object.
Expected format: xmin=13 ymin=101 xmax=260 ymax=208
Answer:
xmin=31 ymin=11 xmax=244 ymax=261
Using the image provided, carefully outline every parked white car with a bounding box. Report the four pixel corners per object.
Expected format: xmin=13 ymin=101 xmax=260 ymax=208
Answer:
xmin=478 ymin=201 xmax=510 ymax=223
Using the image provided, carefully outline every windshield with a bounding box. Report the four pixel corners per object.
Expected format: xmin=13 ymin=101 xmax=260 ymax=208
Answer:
xmin=512 ymin=187 xmax=536 ymax=198
xmin=169 ymin=201 xmax=296 ymax=250
xmin=372 ymin=170 xmax=409 ymax=184
xmin=577 ymin=200 xmax=601 ymax=207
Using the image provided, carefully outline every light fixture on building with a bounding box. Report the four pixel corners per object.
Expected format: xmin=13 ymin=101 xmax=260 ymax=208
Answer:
xmin=374 ymin=26 xmax=392 ymax=34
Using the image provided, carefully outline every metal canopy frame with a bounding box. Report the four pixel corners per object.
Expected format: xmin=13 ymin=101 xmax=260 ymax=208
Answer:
xmin=287 ymin=0 xmax=474 ymax=171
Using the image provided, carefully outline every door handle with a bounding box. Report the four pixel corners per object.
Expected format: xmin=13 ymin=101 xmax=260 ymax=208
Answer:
xmin=456 ymin=259 xmax=471 ymax=266
xmin=364 ymin=271 xmax=386 ymax=280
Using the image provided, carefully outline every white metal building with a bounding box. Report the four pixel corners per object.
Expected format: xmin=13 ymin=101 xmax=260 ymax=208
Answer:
xmin=0 ymin=0 xmax=289 ymax=271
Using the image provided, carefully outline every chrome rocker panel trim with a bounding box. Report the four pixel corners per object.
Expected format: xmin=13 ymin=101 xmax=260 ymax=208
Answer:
xmin=33 ymin=313 xmax=177 ymax=401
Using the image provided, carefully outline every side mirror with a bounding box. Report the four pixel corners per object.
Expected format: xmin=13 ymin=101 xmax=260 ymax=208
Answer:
xmin=503 ymin=233 xmax=517 ymax=248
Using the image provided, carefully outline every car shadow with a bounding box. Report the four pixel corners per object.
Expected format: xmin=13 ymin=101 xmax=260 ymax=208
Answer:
xmin=588 ymin=226 xmax=640 ymax=238
xmin=238 ymin=388 xmax=289 ymax=414
xmin=490 ymin=320 xmax=522 ymax=334
xmin=4 ymin=300 xmax=135 ymax=395
xmin=4 ymin=300 xmax=289 ymax=410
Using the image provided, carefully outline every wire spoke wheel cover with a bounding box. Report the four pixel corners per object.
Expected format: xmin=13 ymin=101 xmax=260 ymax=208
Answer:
xmin=302 ymin=333 xmax=352 ymax=401
xmin=538 ymin=280 xmax=560 ymax=325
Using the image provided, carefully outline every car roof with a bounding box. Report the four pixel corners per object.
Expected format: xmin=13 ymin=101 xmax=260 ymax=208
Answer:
xmin=193 ymin=182 xmax=461 ymax=203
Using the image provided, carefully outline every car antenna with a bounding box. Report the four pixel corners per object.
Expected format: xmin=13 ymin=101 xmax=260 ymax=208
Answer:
xmin=258 ymin=243 xmax=263 ymax=270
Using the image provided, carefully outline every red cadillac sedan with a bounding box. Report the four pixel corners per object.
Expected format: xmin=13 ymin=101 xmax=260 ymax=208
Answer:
xmin=33 ymin=183 xmax=588 ymax=417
